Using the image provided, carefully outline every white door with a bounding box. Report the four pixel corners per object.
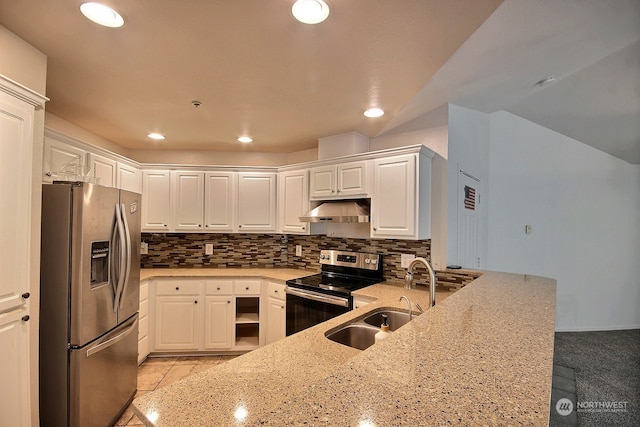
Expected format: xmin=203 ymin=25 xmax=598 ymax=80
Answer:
xmin=237 ymin=172 xmax=277 ymax=232
xmin=337 ymin=161 xmax=368 ymax=197
xmin=88 ymin=153 xmax=116 ymax=187
xmin=154 ymin=296 xmax=200 ymax=351
xmin=204 ymin=296 xmax=233 ymax=349
xmin=278 ymin=170 xmax=309 ymax=234
xmin=457 ymin=170 xmax=481 ymax=268
xmin=171 ymin=171 xmax=204 ymax=231
xmin=141 ymin=170 xmax=171 ymax=231
xmin=204 ymin=172 xmax=236 ymax=232
xmin=309 ymin=165 xmax=336 ymax=198
xmin=117 ymin=162 xmax=142 ymax=193
xmin=43 ymin=136 xmax=85 ymax=182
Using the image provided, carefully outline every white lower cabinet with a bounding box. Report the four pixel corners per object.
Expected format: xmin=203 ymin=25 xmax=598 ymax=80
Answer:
xmin=138 ymin=279 xmax=150 ymax=364
xmin=150 ymin=278 xmax=265 ymax=353
xmin=266 ymin=281 xmax=286 ymax=344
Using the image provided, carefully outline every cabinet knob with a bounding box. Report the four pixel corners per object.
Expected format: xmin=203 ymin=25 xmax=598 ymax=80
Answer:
xmin=280 ymin=305 xmax=284 ymax=309
xmin=21 ymin=292 xmax=30 ymax=299
xmin=274 ymin=290 xmax=278 ymax=293
xmin=205 ymin=225 xmax=209 ymax=228
xmin=22 ymin=315 xmax=30 ymax=322
xmin=373 ymin=227 xmax=377 ymax=231
xmin=175 ymin=286 xmax=179 ymax=290
xmin=45 ymin=172 xmax=52 ymax=177
xmin=217 ymin=287 xmax=221 ymax=291
xmin=164 ymin=224 xmax=167 ymax=227
xmin=198 ymin=224 xmax=201 ymax=227
xmin=302 ymin=227 xmax=305 ymax=230
xmin=245 ymin=287 xmax=249 ymax=290
xmin=227 ymin=300 xmax=231 ymax=304
xmin=238 ymin=225 xmax=242 ymax=228
xmin=194 ymin=300 xmax=198 ymax=304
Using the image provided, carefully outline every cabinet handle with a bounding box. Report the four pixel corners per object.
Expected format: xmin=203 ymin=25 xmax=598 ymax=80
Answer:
xmin=22 ymin=315 xmax=30 ymax=322
xmin=21 ymin=292 xmax=30 ymax=299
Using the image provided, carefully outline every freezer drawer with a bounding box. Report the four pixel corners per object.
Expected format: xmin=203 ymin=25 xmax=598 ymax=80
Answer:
xmin=69 ymin=314 xmax=138 ymax=427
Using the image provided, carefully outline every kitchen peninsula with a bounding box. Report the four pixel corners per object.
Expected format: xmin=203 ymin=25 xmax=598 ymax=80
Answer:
xmin=133 ymin=270 xmax=556 ymax=426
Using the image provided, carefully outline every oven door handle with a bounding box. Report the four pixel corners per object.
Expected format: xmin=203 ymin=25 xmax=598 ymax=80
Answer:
xmin=285 ymin=286 xmax=350 ymax=308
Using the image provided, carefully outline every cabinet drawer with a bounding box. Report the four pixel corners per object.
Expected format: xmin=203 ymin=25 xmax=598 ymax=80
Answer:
xmin=139 ymin=299 xmax=149 ymax=317
xmin=234 ymin=280 xmax=262 ymax=295
xmin=155 ymin=280 xmax=202 ymax=295
xmin=205 ymin=280 xmax=234 ymax=295
xmin=267 ymin=281 xmax=285 ymax=300
xmin=140 ymin=280 xmax=149 ymax=301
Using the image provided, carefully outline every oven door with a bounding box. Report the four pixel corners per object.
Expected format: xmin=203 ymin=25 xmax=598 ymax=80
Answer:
xmin=285 ymin=286 xmax=351 ymax=336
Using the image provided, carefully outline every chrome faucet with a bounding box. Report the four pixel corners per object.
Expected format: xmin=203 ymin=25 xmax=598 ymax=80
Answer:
xmin=404 ymin=257 xmax=437 ymax=308
xmin=398 ymin=295 xmax=413 ymax=320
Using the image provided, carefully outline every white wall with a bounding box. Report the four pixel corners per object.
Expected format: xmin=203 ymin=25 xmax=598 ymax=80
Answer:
xmin=447 ymin=104 xmax=490 ymax=269
xmin=487 ymin=111 xmax=640 ymax=331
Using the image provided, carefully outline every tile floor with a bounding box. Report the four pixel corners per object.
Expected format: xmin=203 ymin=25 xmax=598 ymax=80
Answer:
xmin=115 ymin=355 xmax=237 ymax=426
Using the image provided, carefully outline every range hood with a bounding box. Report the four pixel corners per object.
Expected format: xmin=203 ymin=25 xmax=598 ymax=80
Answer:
xmin=299 ymin=200 xmax=370 ymax=223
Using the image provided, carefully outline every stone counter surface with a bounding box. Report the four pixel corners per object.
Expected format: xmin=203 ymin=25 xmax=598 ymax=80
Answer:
xmin=133 ymin=269 xmax=556 ymax=426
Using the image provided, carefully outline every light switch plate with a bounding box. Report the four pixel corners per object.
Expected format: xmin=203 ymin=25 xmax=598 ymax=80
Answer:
xmin=295 ymin=245 xmax=302 ymax=256
xmin=205 ymin=243 xmax=214 ymax=255
xmin=140 ymin=242 xmax=148 ymax=255
xmin=401 ymin=253 xmax=415 ymax=268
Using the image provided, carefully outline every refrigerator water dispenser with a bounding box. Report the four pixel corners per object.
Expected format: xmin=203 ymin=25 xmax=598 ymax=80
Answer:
xmin=90 ymin=241 xmax=110 ymax=287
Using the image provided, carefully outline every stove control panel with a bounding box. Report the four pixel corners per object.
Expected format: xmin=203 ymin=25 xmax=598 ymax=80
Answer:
xmin=319 ymin=250 xmax=381 ymax=271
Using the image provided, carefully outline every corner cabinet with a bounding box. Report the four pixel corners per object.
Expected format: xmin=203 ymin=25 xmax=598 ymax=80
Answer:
xmin=371 ymin=152 xmax=432 ymax=239
xmin=237 ymin=172 xmax=277 ymax=232
xmin=278 ymin=169 xmax=309 ymax=234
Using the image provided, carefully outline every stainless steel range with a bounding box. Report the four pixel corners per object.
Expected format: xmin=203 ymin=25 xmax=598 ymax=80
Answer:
xmin=285 ymin=250 xmax=383 ymax=335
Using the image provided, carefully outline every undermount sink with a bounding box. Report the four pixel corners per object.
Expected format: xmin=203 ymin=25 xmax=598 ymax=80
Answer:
xmin=363 ymin=309 xmax=412 ymax=331
xmin=325 ymin=324 xmax=379 ymax=350
xmin=325 ymin=308 xmax=417 ymax=350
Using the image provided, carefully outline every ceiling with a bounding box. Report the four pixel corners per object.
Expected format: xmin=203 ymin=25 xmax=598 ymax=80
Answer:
xmin=1 ymin=0 xmax=638 ymax=163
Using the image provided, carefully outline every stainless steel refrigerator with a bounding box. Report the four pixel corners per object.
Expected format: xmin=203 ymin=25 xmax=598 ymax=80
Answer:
xmin=40 ymin=182 xmax=141 ymax=427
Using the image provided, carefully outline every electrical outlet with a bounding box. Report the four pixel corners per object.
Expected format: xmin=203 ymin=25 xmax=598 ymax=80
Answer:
xmin=140 ymin=242 xmax=148 ymax=255
xmin=295 ymin=245 xmax=302 ymax=256
xmin=401 ymin=253 xmax=415 ymax=268
xmin=205 ymin=243 xmax=214 ymax=255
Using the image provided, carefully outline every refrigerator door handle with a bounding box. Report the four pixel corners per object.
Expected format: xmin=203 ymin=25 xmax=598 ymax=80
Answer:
xmin=118 ymin=202 xmax=132 ymax=310
xmin=86 ymin=316 xmax=138 ymax=358
xmin=112 ymin=203 xmax=127 ymax=313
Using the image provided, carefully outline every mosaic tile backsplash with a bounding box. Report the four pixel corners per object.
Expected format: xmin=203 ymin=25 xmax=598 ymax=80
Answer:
xmin=140 ymin=233 xmax=479 ymax=291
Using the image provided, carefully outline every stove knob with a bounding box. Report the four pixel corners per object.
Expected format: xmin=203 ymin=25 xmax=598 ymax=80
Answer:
xmin=365 ymin=258 xmax=371 ymax=264
xmin=371 ymin=259 xmax=378 ymax=265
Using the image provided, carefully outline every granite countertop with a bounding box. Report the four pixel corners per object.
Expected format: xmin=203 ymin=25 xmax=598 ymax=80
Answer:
xmin=133 ymin=269 xmax=556 ymax=426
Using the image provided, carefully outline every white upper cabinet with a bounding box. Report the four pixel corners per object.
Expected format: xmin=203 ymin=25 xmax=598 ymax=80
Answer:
xmin=171 ymin=171 xmax=204 ymax=231
xmin=117 ymin=162 xmax=142 ymax=193
xmin=278 ymin=169 xmax=309 ymax=234
xmin=237 ymin=172 xmax=277 ymax=232
xmin=309 ymin=160 xmax=368 ymax=199
xmin=87 ymin=152 xmax=116 ymax=188
xmin=204 ymin=171 xmax=236 ymax=232
xmin=371 ymin=153 xmax=431 ymax=239
xmin=141 ymin=170 xmax=171 ymax=231
xmin=43 ymin=136 xmax=86 ymax=182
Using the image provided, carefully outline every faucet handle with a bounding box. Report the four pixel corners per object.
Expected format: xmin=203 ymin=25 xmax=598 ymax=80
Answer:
xmin=404 ymin=272 xmax=414 ymax=290
xmin=415 ymin=302 xmax=424 ymax=313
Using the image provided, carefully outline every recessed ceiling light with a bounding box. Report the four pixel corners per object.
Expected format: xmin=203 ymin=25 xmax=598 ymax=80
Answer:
xmin=147 ymin=133 xmax=165 ymax=140
xmin=292 ymin=0 xmax=330 ymax=24
xmin=80 ymin=2 xmax=124 ymax=28
xmin=237 ymin=136 xmax=253 ymax=143
xmin=364 ymin=108 xmax=384 ymax=118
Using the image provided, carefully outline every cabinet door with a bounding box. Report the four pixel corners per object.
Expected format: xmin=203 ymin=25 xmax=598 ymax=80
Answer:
xmin=237 ymin=172 xmax=277 ymax=232
xmin=278 ymin=170 xmax=309 ymax=234
xmin=0 ymin=309 xmax=31 ymax=427
xmin=204 ymin=171 xmax=236 ymax=231
xmin=204 ymin=296 xmax=233 ymax=349
xmin=309 ymin=165 xmax=336 ymax=198
xmin=372 ymin=154 xmax=416 ymax=238
xmin=337 ymin=161 xmax=368 ymax=197
xmin=154 ymin=296 xmax=200 ymax=351
xmin=88 ymin=152 xmax=116 ymax=188
xmin=171 ymin=171 xmax=204 ymax=231
xmin=117 ymin=162 xmax=142 ymax=193
xmin=43 ymin=136 xmax=86 ymax=182
xmin=266 ymin=297 xmax=286 ymax=345
xmin=141 ymin=170 xmax=171 ymax=231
